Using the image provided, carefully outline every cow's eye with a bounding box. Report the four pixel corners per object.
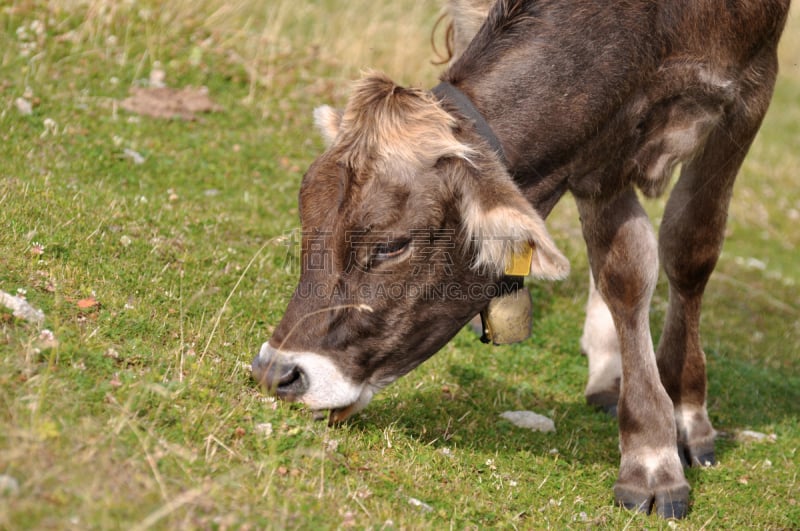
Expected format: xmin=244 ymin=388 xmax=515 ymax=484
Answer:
xmin=373 ymin=238 xmax=410 ymax=262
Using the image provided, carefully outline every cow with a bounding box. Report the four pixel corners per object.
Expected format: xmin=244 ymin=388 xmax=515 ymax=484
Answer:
xmin=252 ymin=0 xmax=789 ymax=518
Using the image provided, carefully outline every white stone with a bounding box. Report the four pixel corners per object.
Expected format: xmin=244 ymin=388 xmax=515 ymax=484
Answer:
xmin=0 ymin=475 xmax=19 ymax=496
xmin=15 ymin=98 xmax=32 ymax=115
xmin=737 ymin=429 xmax=776 ymax=443
xmin=0 ymin=290 xmax=44 ymax=324
xmin=408 ymin=497 xmax=433 ymax=512
xmin=500 ymin=410 xmax=556 ymax=433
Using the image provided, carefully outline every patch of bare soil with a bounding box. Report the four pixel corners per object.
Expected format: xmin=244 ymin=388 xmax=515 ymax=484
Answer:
xmin=121 ymin=86 xmax=221 ymax=120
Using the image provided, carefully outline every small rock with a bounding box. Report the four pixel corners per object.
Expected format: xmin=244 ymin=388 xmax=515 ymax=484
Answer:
xmin=500 ymin=410 xmax=556 ymax=433
xmin=123 ymin=148 xmax=145 ymax=165
xmin=737 ymin=429 xmax=776 ymax=443
xmin=408 ymin=497 xmax=434 ymax=512
xmin=0 ymin=475 xmax=19 ymax=496
xmin=149 ymin=67 xmax=166 ymax=88
xmin=15 ymin=97 xmax=32 ymax=115
xmin=0 ymin=289 xmax=45 ymax=324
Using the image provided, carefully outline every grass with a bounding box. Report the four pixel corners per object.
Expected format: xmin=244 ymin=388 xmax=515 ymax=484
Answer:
xmin=1 ymin=1 xmax=798 ymax=528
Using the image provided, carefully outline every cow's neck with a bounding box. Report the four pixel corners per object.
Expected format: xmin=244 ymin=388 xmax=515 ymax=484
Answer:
xmin=437 ymin=76 xmax=570 ymax=219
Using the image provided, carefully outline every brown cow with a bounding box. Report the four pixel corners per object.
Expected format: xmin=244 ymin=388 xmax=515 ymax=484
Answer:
xmin=252 ymin=0 xmax=789 ymax=518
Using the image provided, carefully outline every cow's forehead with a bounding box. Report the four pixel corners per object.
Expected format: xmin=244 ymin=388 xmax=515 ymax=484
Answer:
xmin=298 ymin=156 xmax=347 ymax=229
xmin=329 ymin=73 xmax=474 ymax=184
xmin=299 ymin=153 xmax=435 ymax=235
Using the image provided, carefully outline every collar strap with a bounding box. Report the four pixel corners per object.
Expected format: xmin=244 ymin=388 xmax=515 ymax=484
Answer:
xmin=432 ymin=81 xmax=507 ymax=165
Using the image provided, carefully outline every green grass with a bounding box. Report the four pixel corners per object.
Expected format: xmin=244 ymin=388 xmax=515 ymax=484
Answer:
xmin=1 ymin=1 xmax=798 ymax=529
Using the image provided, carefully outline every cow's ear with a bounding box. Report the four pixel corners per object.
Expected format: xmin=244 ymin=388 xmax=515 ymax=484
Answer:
xmin=468 ymin=204 xmax=570 ymax=280
xmin=313 ymin=105 xmax=343 ymax=146
xmin=458 ymin=166 xmax=570 ymax=280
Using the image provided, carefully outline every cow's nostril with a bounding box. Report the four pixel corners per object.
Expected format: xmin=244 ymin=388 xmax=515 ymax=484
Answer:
xmin=275 ymin=364 xmax=307 ymax=398
xmin=277 ymin=365 xmax=302 ymax=387
xmin=252 ymin=345 xmax=308 ymax=399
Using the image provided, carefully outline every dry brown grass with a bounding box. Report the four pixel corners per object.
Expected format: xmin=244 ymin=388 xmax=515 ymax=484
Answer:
xmin=39 ymin=0 xmax=444 ymax=102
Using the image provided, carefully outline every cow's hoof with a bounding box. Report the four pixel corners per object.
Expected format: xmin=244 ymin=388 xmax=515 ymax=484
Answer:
xmin=615 ymin=484 xmax=690 ymax=519
xmin=690 ymin=450 xmax=716 ymax=467
xmin=654 ymin=486 xmax=690 ymax=519
xmin=613 ymin=485 xmax=652 ymax=514
xmin=655 ymin=498 xmax=688 ymax=519
xmin=601 ymin=403 xmax=618 ymax=417
xmin=681 ymin=443 xmax=716 ymax=468
xmin=586 ymin=391 xmax=618 ymax=417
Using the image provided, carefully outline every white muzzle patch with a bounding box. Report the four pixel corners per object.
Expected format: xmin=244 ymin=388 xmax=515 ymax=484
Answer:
xmin=255 ymin=342 xmax=374 ymax=418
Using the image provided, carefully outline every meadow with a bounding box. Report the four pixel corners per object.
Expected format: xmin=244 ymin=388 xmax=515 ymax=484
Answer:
xmin=1 ymin=1 xmax=798 ymax=528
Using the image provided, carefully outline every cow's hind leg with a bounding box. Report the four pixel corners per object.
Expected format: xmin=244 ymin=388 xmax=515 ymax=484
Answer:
xmin=576 ymin=188 xmax=689 ymax=518
xmin=581 ymin=272 xmax=621 ymax=416
xmin=657 ymin=85 xmax=776 ymax=469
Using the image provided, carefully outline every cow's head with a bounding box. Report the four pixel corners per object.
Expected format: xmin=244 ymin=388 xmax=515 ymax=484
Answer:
xmin=252 ymin=72 xmax=569 ymax=422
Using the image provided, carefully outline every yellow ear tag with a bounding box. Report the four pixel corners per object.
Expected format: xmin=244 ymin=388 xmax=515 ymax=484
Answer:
xmin=504 ymin=245 xmax=533 ymax=276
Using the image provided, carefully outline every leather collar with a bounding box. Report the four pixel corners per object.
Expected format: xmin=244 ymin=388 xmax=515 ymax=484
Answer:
xmin=432 ymin=81 xmax=507 ymax=165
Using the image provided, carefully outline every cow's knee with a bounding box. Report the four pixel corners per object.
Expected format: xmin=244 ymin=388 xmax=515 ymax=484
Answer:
xmin=596 ymin=217 xmax=658 ymax=318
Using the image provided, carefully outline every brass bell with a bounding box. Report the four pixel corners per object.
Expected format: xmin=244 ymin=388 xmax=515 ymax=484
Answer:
xmin=480 ymin=276 xmax=532 ymax=345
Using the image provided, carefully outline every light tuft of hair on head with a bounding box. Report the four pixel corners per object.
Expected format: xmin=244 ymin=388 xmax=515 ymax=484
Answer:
xmin=333 ymin=71 xmax=475 ymax=181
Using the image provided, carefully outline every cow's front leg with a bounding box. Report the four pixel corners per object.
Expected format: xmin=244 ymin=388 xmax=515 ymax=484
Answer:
xmin=576 ymin=188 xmax=689 ymax=519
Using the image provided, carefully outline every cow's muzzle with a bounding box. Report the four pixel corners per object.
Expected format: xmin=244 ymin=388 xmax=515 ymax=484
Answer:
xmin=251 ymin=345 xmax=309 ymax=400
xmin=251 ymin=343 xmax=373 ymax=420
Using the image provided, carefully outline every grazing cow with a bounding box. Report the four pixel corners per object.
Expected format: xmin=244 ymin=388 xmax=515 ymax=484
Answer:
xmin=252 ymin=0 xmax=789 ymax=518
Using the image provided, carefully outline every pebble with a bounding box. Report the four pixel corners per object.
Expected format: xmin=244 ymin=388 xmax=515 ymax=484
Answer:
xmin=15 ymin=97 xmax=33 ymax=115
xmin=408 ymin=497 xmax=434 ymax=512
xmin=123 ymin=148 xmax=145 ymax=165
xmin=500 ymin=410 xmax=556 ymax=433
xmin=0 ymin=289 xmax=45 ymax=324
xmin=0 ymin=475 xmax=19 ymax=496
xmin=737 ymin=429 xmax=777 ymax=443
